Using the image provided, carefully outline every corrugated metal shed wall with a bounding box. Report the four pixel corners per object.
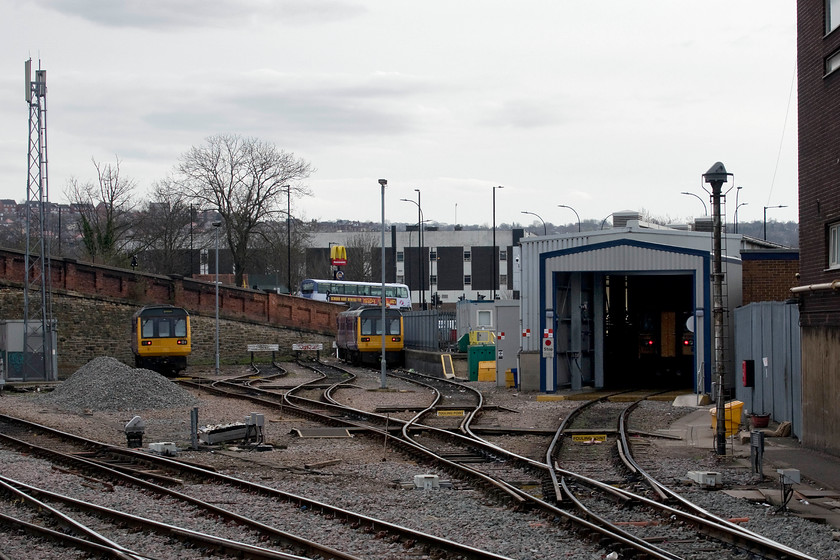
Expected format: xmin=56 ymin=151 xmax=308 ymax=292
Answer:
xmin=734 ymin=302 xmax=801 ymax=438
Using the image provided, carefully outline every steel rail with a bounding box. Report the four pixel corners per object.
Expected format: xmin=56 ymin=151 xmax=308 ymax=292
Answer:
xmin=0 ymin=414 xmax=515 ymax=560
xmin=0 ymin=474 xmax=320 ymax=560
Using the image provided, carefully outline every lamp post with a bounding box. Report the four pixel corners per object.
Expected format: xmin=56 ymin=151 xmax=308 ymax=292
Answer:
xmin=400 ymin=192 xmax=425 ymax=309
xmin=558 ymin=204 xmax=581 ymax=232
xmin=493 ymin=186 xmax=504 ymax=300
xmin=763 ymin=205 xmax=787 ymax=241
xmin=284 ymin=185 xmax=291 ymax=294
xmin=521 ymin=211 xmax=546 ymax=235
xmin=681 ymin=191 xmax=708 ymax=215
xmin=212 ymin=220 xmax=222 ymax=375
xmin=735 ymin=203 xmax=748 ymax=234
xmin=378 ymin=179 xmax=388 ymax=389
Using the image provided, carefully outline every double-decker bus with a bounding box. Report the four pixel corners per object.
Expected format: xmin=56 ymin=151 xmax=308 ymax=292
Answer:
xmin=298 ymin=279 xmax=412 ymax=310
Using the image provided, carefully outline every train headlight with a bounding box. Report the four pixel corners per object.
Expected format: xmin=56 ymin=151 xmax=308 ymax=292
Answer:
xmin=391 ymin=337 xmax=401 ymax=342
xmin=177 ymin=339 xmax=188 ymax=345
xmin=361 ymin=337 xmax=370 ymax=342
xmin=141 ymin=340 xmax=152 ymax=346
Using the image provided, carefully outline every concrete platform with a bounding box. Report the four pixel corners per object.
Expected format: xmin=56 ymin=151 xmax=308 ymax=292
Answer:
xmin=664 ymin=407 xmax=840 ymax=530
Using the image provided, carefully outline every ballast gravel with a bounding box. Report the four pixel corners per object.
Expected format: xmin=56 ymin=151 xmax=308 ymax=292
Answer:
xmin=0 ymin=358 xmax=838 ymax=560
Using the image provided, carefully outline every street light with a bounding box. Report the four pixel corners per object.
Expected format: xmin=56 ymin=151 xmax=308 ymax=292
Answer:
xmin=557 ymin=204 xmax=581 ymax=232
xmin=735 ymin=202 xmax=748 ymax=234
xmin=285 ymin=185 xmax=291 ymax=294
xmin=493 ymin=185 xmax=504 ymax=300
xmin=763 ymin=205 xmax=787 ymax=241
xmin=400 ymin=191 xmax=425 ymax=310
xmin=212 ymin=220 xmax=222 ymax=375
xmin=734 ymin=186 xmax=743 ymax=233
xmin=681 ymin=191 xmax=708 ymax=215
xmin=378 ymin=179 xmax=388 ymax=389
xmin=521 ymin=211 xmax=546 ymax=235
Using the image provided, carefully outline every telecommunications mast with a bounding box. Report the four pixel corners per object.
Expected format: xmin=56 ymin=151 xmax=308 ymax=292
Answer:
xmin=22 ymin=58 xmax=56 ymax=381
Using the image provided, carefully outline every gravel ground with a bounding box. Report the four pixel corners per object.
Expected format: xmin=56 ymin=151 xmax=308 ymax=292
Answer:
xmin=0 ymin=357 xmax=838 ymax=559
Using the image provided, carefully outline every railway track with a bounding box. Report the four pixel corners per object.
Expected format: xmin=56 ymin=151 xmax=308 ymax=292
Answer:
xmin=0 ymin=414 xmax=514 ymax=560
xmin=543 ymin=395 xmax=819 ymax=560
xmin=192 ymin=362 xmax=822 ymax=559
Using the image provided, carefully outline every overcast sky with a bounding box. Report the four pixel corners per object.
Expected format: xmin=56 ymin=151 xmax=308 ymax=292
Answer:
xmin=1 ymin=1 xmax=798 ymax=230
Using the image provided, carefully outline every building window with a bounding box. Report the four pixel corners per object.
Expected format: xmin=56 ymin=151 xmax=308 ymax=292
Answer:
xmin=463 ymin=250 xmax=471 ymax=262
xmin=499 ymin=274 xmax=508 ymax=286
xmin=396 ymin=275 xmax=404 ymax=284
xmin=430 ymin=274 xmax=437 ymax=285
xmin=464 ymin=275 xmax=472 ymax=285
xmin=828 ymin=0 xmax=840 ymax=34
xmin=827 ymin=50 xmax=840 ymax=76
xmin=830 ymin=222 xmax=840 ymax=269
xmin=477 ymin=310 xmax=492 ymax=328
xmin=499 ymin=249 xmax=507 ymax=261
xmin=429 ymin=250 xmax=437 ymax=261
xmin=396 ymin=251 xmax=404 ymax=262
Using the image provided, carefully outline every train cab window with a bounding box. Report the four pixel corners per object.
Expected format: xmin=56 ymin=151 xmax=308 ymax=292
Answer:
xmin=159 ymin=320 xmax=171 ymax=338
xmin=388 ymin=318 xmax=400 ymax=334
xmin=174 ymin=318 xmax=187 ymax=337
xmin=362 ymin=318 xmax=374 ymax=335
xmin=141 ymin=319 xmax=155 ymax=338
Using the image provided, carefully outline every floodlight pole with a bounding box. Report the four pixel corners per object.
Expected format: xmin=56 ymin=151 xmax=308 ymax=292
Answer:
xmin=379 ymin=179 xmax=388 ymax=389
xmin=703 ymin=162 xmax=731 ymax=456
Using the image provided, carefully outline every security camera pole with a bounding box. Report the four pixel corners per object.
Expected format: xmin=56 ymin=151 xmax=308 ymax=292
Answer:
xmin=703 ymin=162 xmax=731 ymax=456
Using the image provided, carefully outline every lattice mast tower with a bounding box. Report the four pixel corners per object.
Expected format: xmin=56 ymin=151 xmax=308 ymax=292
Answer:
xmin=23 ymin=58 xmax=55 ymax=381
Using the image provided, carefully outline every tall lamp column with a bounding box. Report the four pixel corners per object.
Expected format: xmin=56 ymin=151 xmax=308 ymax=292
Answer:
xmin=400 ymin=193 xmax=425 ymax=310
xmin=763 ymin=205 xmax=787 ymax=241
xmin=558 ymin=204 xmax=581 ymax=232
xmin=212 ymin=220 xmax=222 ymax=375
xmin=378 ymin=179 xmax=388 ymax=389
xmin=493 ymin=186 xmax=504 ymax=300
xmin=285 ymin=185 xmax=291 ymax=294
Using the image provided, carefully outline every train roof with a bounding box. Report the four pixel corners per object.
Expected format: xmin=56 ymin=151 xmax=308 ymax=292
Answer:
xmin=133 ymin=305 xmax=190 ymax=318
xmin=337 ymin=306 xmax=402 ymax=318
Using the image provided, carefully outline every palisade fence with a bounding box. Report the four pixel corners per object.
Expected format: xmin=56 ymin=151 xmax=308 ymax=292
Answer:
xmin=403 ymin=310 xmax=458 ymax=351
xmin=733 ymin=301 xmax=802 ymax=439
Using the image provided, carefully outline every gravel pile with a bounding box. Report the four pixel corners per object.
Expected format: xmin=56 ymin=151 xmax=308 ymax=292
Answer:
xmin=39 ymin=356 xmax=199 ymax=412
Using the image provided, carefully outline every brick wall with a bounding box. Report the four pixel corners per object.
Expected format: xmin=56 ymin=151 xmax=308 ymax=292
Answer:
xmin=741 ymin=250 xmax=799 ymax=305
xmin=0 ymin=248 xmax=339 ymax=375
xmin=798 ymin=0 xmax=840 ymax=322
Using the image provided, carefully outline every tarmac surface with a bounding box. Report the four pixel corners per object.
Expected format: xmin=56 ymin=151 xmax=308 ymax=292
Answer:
xmin=666 ymin=404 xmax=840 ymax=532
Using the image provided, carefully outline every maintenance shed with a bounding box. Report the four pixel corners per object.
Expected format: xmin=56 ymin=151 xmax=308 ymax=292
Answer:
xmin=518 ymin=211 xmax=770 ymax=395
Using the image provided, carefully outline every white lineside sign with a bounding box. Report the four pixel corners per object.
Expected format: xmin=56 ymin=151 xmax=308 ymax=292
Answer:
xmin=293 ymin=343 xmax=324 ymax=351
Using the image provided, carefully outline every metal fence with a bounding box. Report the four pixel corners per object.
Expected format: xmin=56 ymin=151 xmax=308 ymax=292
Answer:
xmin=403 ymin=310 xmax=458 ymax=351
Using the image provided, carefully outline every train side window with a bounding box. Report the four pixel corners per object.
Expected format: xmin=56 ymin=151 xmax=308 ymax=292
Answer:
xmin=141 ymin=319 xmax=155 ymax=338
xmin=174 ymin=318 xmax=187 ymax=337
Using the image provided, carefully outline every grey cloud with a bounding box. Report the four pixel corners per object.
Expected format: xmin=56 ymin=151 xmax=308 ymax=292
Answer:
xmin=32 ymin=0 xmax=366 ymax=30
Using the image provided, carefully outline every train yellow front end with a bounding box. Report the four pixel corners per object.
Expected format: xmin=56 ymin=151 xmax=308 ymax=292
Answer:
xmin=131 ymin=305 xmax=191 ymax=375
xmin=336 ymin=307 xmax=404 ymax=367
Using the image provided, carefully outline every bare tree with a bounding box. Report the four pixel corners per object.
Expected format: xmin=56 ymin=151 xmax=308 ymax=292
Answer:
xmin=174 ymin=134 xmax=313 ymax=286
xmin=64 ymin=157 xmax=136 ymax=265
xmin=344 ymin=233 xmax=379 ymax=282
xmin=132 ymin=180 xmax=193 ymax=275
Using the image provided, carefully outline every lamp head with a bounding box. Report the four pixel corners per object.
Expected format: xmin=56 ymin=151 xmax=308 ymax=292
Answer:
xmin=378 ymin=179 xmax=387 ymax=186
